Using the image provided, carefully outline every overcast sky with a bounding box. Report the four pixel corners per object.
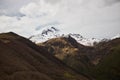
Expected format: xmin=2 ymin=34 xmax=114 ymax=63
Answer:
xmin=0 ymin=0 xmax=120 ymax=38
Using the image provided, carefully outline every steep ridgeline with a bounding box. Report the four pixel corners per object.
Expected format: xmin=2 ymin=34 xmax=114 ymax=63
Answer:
xmin=91 ymin=38 xmax=120 ymax=80
xmin=38 ymin=36 xmax=120 ymax=80
xmin=38 ymin=36 xmax=94 ymax=76
xmin=30 ymin=27 xmax=100 ymax=46
xmin=0 ymin=32 xmax=90 ymax=80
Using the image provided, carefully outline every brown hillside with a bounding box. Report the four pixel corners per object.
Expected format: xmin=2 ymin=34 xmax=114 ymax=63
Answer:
xmin=38 ymin=36 xmax=93 ymax=76
xmin=90 ymin=38 xmax=120 ymax=64
xmin=38 ymin=36 xmax=120 ymax=80
xmin=0 ymin=32 xmax=89 ymax=80
xmin=91 ymin=38 xmax=120 ymax=80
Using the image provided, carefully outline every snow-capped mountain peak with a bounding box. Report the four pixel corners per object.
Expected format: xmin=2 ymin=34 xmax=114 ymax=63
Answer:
xmin=30 ymin=27 xmax=61 ymax=43
xmin=68 ymin=33 xmax=100 ymax=46
xmin=30 ymin=27 xmax=100 ymax=46
xmin=41 ymin=27 xmax=59 ymax=35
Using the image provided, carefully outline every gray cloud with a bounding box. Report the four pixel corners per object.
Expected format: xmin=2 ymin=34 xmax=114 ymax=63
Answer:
xmin=105 ymin=0 xmax=120 ymax=6
xmin=0 ymin=0 xmax=33 ymax=16
xmin=44 ymin=0 xmax=61 ymax=4
xmin=35 ymin=21 xmax=60 ymax=30
xmin=0 ymin=0 xmax=120 ymax=38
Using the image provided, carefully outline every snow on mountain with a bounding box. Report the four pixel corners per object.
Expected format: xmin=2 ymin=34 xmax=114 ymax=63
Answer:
xmin=111 ymin=34 xmax=120 ymax=39
xmin=69 ymin=33 xmax=100 ymax=46
xmin=29 ymin=27 xmax=62 ymax=43
xmin=29 ymin=27 xmax=100 ymax=46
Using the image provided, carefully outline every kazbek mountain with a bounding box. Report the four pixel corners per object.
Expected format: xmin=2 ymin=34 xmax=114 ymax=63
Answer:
xmin=29 ymin=27 xmax=100 ymax=46
xmin=0 ymin=32 xmax=90 ymax=80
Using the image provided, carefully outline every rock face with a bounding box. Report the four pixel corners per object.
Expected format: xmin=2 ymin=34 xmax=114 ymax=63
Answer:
xmin=30 ymin=27 xmax=100 ymax=46
xmin=0 ymin=32 xmax=89 ymax=80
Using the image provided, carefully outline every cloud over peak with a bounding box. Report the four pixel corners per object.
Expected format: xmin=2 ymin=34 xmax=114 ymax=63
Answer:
xmin=0 ymin=0 xmax=120 ymax=38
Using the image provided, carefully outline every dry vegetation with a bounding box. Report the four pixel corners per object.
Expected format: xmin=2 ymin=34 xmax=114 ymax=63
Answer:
xmin=38 ymin=36 xmax=120 ymax=80
xmin=0 ymin=32 xmax=89 ymax=80
xmin=1 ymin=32 xmax=120 ymax=80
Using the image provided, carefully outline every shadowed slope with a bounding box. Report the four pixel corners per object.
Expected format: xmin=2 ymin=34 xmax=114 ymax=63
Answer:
xmin=90 ymin=38 xmax=120 ymax=80
xmin=0 ymin=32 xmax=89 ymax=80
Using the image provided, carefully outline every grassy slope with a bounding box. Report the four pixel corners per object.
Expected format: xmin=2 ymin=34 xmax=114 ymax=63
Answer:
xmin=91 ymin=45 xmax=120 ymax=80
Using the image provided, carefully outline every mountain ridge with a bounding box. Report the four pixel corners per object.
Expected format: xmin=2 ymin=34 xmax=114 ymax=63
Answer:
xmin=38 ymin=35 xmax=120 ymax=80
xmin=0 ymin=32 xmax=120 ymax=80
xmin=30 ymin=27 xmax=100 ymax=46
xmin=0 ymin=32 xmax=90 ymax=80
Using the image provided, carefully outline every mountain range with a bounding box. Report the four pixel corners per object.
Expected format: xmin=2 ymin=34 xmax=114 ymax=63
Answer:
xmin=0 ymin=32 xmax=120 ymax=80
xmin=30 ymin=27 xmax=101 ymax=46
xmin=38 ymin=34 xmax=120 ymax=80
